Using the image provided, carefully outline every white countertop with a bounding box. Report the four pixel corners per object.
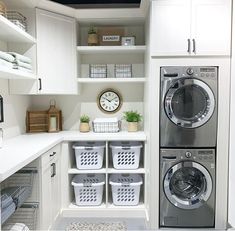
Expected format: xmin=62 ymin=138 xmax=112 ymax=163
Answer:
xmin=0 ymin=131 xmax=146 ymax=182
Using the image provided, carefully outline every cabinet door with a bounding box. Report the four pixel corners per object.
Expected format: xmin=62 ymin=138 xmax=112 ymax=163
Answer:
xmin=191 ymin=0 xmax=231 ymax=56
xmin=151 ymin=0 xmax=191 ymax=56
xmin=41 ymin=163 xmax=52 ymax=230
xmin=36 ymin=9 xmax=78 ymax=94
xmin=51 ymin=157 xmax=61 ymax=222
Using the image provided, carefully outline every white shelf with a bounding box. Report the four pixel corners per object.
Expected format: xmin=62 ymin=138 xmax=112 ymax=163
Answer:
xmin=0 ymin=66 xmax=36 ymax=80
xmin=107 ymin=202 xmax=145 ymax=210
xmin=107 ymin=168 xmax=145 ymax=174
xmin=77 ymin=78 xmax=146 ymax=83
xmin=68 ymin=168 xmax=106 ymax=174
xmin=0 ymin=15 xmax=36 ymax=44
xmin=77 ymin=46 xmax=146 ymax=54
xmin=68 ymin=202 xmax=107 ymax=209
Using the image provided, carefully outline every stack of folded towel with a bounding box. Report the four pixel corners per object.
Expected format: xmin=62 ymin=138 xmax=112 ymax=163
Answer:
xmin=0 ymin=51 xmax=32 ymax=73
xmin=8 ymin=52 xmax=32 ymax=73
xmin=0 ymin=51 xmax=15 ymax=69
xmin=1 ymin=193 xmax=16 ymax=224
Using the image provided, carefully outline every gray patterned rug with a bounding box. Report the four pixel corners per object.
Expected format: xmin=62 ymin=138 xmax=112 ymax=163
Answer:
xmin=66 ymin=222 xmax=127 ymax=231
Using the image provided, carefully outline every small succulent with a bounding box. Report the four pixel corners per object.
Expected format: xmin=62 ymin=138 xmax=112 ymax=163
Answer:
xmin=123 ymin=111 xmax=142 ymax=122
xmin=80 ymin=115 xmax=90 ymax=123
xmin=88 ymin=26 xmax=97 ymax=34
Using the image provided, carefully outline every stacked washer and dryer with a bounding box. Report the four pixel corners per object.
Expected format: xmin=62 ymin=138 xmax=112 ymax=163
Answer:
xmin=159 ymin=66 xmax=217 ymax=227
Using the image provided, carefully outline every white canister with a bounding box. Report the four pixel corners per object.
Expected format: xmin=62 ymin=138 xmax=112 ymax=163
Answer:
xmin=0 ymin=128 xmax=3 ymax=148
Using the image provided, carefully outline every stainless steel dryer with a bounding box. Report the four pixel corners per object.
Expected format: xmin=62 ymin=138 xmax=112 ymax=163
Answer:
xmin=160 ymin=66 xmax=218 ymax=147
xmin=160 ymin=148 xmax=215 ymax=228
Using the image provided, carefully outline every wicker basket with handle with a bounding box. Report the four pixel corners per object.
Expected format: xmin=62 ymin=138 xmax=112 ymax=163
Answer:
xmin=0 ymin=1 xmax=6 ymax=17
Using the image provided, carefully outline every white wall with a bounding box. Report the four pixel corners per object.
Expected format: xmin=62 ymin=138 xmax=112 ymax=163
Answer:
xmin=31 ymin=83 xmax=144 ymax=131
xmin=0 ymin=80 xmax=32 ymax=139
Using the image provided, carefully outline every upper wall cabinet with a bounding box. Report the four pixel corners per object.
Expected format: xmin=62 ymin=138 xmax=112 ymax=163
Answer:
xmin=36 ymin=9 xmax=77 ymax=94
xmin=151 ymin=0 xmax=231 ymax=56
xmin=10 ymin=9 xmax=78 ymax=95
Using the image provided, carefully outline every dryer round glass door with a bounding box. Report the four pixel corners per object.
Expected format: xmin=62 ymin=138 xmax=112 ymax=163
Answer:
xmin=164 ymin=161 xmax=212 ymax=210
xmin=164 ymin=78 xmax=215 ymax=128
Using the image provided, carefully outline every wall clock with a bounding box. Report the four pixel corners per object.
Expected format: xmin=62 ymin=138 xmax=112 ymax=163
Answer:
xmin=97 ymin=88 xmax=122 ymax=113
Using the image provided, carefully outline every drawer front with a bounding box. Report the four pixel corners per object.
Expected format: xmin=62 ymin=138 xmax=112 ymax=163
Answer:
xmin=41 ymin=144 xmax=60 ymax=168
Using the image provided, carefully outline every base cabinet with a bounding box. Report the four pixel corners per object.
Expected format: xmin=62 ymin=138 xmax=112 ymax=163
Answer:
xmin=40 ymin=144 xmax=61 ymax=230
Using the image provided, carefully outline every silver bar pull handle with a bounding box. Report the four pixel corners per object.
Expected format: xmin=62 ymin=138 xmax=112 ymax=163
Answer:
xmin=187 ymin=39 xmax=191 ymax=53
xmin=192 ymin=39 xmax=196 ymax=53
xmin=38 ymin=78 xmax=42 ymax=91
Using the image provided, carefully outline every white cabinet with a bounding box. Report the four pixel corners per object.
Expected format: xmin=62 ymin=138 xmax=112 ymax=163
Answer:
xmin=40 ymin=144 xmax=61 ymax=230
xmin=151 ymin=0 xmax=231 ymax=56
xmin=10 ymin=9 xmax=78 ymax=95
xmin=36 ymin=9 xmax=77 ymax=94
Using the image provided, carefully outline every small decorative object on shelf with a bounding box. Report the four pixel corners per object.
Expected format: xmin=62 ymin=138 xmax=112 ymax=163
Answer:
xmin=0 ymin=95 xmax=3 ymax=123
xmin=92 ymin=117 xmax=121 ymax=133
xmin=88 ymin=26 xmax=98 ymax=46
xmin=26 ymin=111 xmax=48 ymax=133
xmin=89 ymin=64 xmax=107 ymax=78
xmin=0 ymin=1 xmax=6 ymax=17
xmin=123 ymin=110 xmax=142 ymax=132
xmin=79 ymin=114 xmax=90 ymax=133
xmin=6 ymin=11 xmax=27 ymax=32
xmin=98 ymin=27 xmax=124 ymax=46
xmin=47 ymin=99 xmax=62 ymax=133
xmin=121 ymin=36 xmax=136 ymax=46
xmin=115 ymin=64 xmax=132 ymax=78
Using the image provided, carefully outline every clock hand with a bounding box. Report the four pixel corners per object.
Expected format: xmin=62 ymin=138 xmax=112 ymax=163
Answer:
xmin=110 ymin=97 xmax=118 ymax=101
xmin=103 ymin=97 xmax=111 ymax=102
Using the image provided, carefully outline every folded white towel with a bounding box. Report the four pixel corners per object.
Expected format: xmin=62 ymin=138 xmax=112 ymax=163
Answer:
xmin=13 ymin=66 xmax=33 ymax=73
xmin=4 ymin=223 xmax=30 ymax=231
xmin=8 ymin=52 xmax=31 ymax=64
xmin=94 ymin=117 xmax=118 ymax=123
xmin=0 ymin=58 xmax=14 ymax=68
xmin=0 ymin=51 xmax=15 ymax=63
xmin=15 ymin=61 xmax=32 ymax=70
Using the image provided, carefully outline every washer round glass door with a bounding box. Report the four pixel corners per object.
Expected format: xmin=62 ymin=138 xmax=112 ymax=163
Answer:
xmin=164 ymin=161 xmax=212 ymax=210
xmin=164 ymin=78 xmax=215 ymax=128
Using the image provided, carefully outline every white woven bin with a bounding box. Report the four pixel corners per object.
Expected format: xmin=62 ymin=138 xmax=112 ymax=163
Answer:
xmin=109 ymin=174 xmax=143 ymax=206
xmin=110 ymin=141 xmax=143 ymax=169
xmin=72 ymin=174 xmax=105 ymax=206
xmin=73 ymin=142 xmax=105 ymax=170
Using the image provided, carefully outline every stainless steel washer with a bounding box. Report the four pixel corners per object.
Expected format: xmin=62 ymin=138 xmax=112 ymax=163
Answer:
xmin=160 ymin=148 xmax=216 ymax=228
xmin=160 ymin=66 xmax=218 ymax=147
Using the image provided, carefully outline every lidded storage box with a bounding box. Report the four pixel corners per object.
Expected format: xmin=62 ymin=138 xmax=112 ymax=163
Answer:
xmin=109 ymin=174 xmax=143 ymax=206
xmin=72 ymin=174 xmax=105 ymax=206
xmin=110 ymin=141 xmax=142 ymax=169
xmin=73 ymin=142 xmax=105 ymax=170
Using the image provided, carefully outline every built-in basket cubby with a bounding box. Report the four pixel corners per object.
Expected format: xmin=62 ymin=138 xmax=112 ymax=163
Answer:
xmin=0 ymin=167 xmax=38 ymax=230
xmin=67 ymin=140 xmax=146 ymax=210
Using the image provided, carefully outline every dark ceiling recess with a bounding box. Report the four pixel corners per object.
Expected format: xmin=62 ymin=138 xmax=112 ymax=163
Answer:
xmin=50 ymin=0 xmax=141 ymax=8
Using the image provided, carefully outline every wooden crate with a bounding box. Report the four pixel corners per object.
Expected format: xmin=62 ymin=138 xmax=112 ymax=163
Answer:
xmin=26 ymin=111 xmax=48 ymax=133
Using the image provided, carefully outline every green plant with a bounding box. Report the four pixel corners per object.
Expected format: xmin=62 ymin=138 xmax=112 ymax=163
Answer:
xmin=80 ymin=115 xmax=90 ymax=123
xmin=123 ymin=111 xmax=142 ymax=122
xmin=88 ymin=26 xmax=97 ymax=34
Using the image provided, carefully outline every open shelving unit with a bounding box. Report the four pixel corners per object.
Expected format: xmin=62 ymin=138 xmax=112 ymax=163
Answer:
xmin=0 ymin=14 xmax=36 ymax=80
xmin=77 ymin=77 xmax=146 ymax=83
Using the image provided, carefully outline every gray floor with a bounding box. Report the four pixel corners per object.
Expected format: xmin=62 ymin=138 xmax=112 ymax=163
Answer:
xmin=52 ymin=217 xmax=147 ymax=230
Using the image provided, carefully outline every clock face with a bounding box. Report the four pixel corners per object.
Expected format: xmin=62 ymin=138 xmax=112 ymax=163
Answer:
xmin=98 ymin=89 xmax=122 ymax=113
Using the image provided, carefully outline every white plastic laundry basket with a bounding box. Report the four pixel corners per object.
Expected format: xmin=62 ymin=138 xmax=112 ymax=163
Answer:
xmin=72 ymin=174 xmax=105 ymax=206
xmin=110 ymin=141 xmax=143 ymax=169
xmin=73 ymin=142 xmax=105 ymax=170
xmin=109 ymin=174 xmax=143 ymax=206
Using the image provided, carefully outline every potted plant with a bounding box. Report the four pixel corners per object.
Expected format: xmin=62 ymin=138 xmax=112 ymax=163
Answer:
xmin=79 ymin=115 xmax=90 ymax=132
xmin=123 ymin=111 xmax=142 ymax=132
xmin=88 ymin=26 xmax=98 ymax=46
